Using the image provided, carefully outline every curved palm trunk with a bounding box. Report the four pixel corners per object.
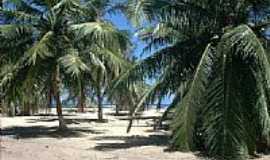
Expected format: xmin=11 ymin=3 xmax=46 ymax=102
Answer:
xmin=53 ymin=65 xmax=66 ymax=130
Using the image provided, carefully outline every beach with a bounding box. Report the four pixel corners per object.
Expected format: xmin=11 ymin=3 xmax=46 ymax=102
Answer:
xmin=1 ymin=108 xmax=269 ymax=160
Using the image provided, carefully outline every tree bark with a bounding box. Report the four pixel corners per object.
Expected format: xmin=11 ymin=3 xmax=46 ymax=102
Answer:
xmin=8 ymin=101 xmax=15 ymax=117
xmin=46 ymin=88 xmax=53 ymax=114
xmin=23 ymin=102 xmax=31 ymax=116
xmin=77 ymin=80 xmax=85 ymax=113
xmin=115 ymin=104 xmax=120 ymax=116
xmin=157 ymin=98 xmax=162 ymax=111
xmin=97 ymin=90 xmax=103 ymax=121
xmin=53 ymin=65 xmax=66 ymax=130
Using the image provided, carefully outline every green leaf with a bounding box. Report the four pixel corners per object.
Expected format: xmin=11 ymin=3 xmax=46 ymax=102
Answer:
xmin=171 ymin=43 xmax=215 ymax=151
xmin=59 ymin=50 xmax=89 ymax=78
xmin=27 ymin=31 xmax=54 ymax=65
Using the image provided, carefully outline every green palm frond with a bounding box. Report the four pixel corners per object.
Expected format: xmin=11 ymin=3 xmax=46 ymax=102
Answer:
xmin=70 ymin=22 xmax=129 ymax=52
xmin=91 ymin=44 xmax=129 ymax=69
xmin=201 ymin=25 xmax=270 ymax=159
xmin=110 ymin=37 xmax=206 ymax=94
xmin=159 ymin=85 xmax=188 ymax=125
xmin=27 ymin=31 xmax=54 ymax=65
xmin=0 ymin=24 xmax=33 ymax=53
xmin=0 ymin=7 xmax=39 ymax=22
xmin=0 ymin=64 xmax=17 ymax=90
xmin=59 ymin=50 xmax=89 ymax=78
xmin=139 ymin=23 xmax=183 ymax=53
xmin=52 ymin=0 xmax=81 ymax=14
xmin=31 ymin=0 xmax=60 ymax=9
xmin=126 ymin=0 xmax=169 ymax=26
xmin=171 ymin=44 xmax=215 ymax=151
xmin=5 ymin=0 xmax=42 ymax=14
xmin=0 ymin=57 xmax=29 ymax=96
xmin=87 ymin=49 xmax=106 ymax=72
xmin=0 ymin=24 xmax=32 ymax=37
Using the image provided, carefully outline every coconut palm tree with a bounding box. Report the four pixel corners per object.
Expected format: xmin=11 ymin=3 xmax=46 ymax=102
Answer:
xmin=0 ymin=0 xmax=129 ymax=129
xmin=111 ymin=0 xmax=270 ymax=159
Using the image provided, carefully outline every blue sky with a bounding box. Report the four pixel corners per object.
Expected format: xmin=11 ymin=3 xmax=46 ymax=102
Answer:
xmin=105 ymin=12 xmax=146 ymax=59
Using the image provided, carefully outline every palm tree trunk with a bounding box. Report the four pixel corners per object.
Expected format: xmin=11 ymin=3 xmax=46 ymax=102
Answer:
xmin=157 ymin=98 xmax=162 ymax=111
xmin=97 ymin=90 xmax=103 ymax=121
xmin=0 ymin=99 xmax=3 ymax=114
xmin=1 ymin=99 xmax=7 ymax=116
xmin=23 ymin=102 xmax=31 ymax=116
xmin=46 ymin=87 xmax=53 ymax=114
xmin=115 ymin=104 xmax=120 ymax=116
xmin=8 ymin=101 xmax=15 ymax=117
xmin=78 ymin=80 xmax=85 ymax=113
xmin=53 ymin=65 xmax=66 ymax=130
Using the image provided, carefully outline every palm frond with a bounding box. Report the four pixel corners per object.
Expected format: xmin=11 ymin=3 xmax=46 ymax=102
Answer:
xmin=59 ymin=50 xmax=89 ymax=78
xmin=27 ymin=31 xmax=54 ymax=65
xmin=171 ymin=44 xmax=215 ymax=151
xmin=0 ymin=24 xmax=33 ymax=53
xmin=203 ymin=25 xmax=270 ymax=159
xmin=70 ymin=22 xmax=129 ymax=52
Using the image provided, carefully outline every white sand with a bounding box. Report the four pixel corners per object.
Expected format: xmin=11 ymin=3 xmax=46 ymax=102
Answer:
xmin=0 ymin=108 xmax=269 ymax=160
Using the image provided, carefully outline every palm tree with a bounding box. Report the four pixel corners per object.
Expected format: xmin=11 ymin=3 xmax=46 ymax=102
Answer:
xmin=70 ymin=0 xmax=131 ymax=119
xmin=112 ymin=0 xmax=270 ymax=159
xmin=0 ymin=0 xmax=129 ymax=129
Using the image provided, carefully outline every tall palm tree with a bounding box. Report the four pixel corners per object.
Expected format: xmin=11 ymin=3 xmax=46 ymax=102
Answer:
xmin=112 ymin=0 xmax=270 ymax=159
xmin=0 ymin=0 xmax=129 ymax=129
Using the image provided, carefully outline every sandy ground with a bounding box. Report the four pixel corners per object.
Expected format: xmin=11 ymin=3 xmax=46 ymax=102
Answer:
xmin=1 ymin=108 xmax=270 ymax=160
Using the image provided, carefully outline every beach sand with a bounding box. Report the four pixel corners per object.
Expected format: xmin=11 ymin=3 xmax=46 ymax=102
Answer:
xmin=1 ymin=108 xmax=269 ymax=160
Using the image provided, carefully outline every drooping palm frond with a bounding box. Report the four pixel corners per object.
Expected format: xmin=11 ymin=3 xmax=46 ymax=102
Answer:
xmin=138 ymin=23 xmax=185 ymax=53
xmin=158 ymin=85 xmax=188 ymax=126
xmin=59 ymin=50 xmax=89 ymax=78
xmin=126 ymin=0 xmax=172 ymax=26
xmin=0 ymin=24 xmax=33 ymax=57
xmin=202 ymin=25 xmax=270 ymax=159
xmin=171 ymin=43 xmax=215 ymax=151
xmin=124 ymin=1 xmax=270 ymax=160
xmin=0 ymin=57 xmax=30 ymax=98
xmin=27 ymin=31 xmax=54 ymax=65
xmin=0 ymin=64 xmax=18 ymax=90
xmin=90 ymin=44 xmax=130 ymax=72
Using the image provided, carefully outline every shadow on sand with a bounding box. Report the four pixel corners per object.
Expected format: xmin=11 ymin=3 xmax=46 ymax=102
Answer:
xmin=1 ymin=125 xmax=104 ymax=139
xmin=26 ymin=118 xmax=109 ymax=124
xmin=92 ymin=135 xmax=169 ymax=151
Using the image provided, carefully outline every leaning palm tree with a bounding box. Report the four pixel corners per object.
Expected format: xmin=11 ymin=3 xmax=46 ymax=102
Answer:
xmin=0 ymin=0 xmax=129 ymax=129
xmin=112 ymin=0 xmax=270 ymax=159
